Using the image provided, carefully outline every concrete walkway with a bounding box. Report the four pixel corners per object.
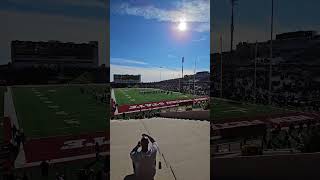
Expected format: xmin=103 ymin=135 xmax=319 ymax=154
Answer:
xmin=110 ymin=118 xmax=210 ymax=180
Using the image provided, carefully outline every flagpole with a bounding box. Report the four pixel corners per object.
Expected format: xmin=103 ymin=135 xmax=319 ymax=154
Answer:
xmin=159 ymin=67 xmax=162 ymax=81
xmin=178 ymin=73 xmax=180 ymax=92
xmin=182 ymin=57 xmax=184 ymax=79
xmin=181 ymin=57 xmax=184 ymax=93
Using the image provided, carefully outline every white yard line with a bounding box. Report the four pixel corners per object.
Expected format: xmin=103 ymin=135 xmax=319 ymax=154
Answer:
xmin=111 ymin=89 xmax=117 ymax=104
xmin=4 ymin=87 xmax=20 ymax=128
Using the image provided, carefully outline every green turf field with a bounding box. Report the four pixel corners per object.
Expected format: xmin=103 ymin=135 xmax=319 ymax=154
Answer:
xmin=211 ymin=97 xmax=292 ymax=121
xmin=114 ymin=88 xmax=196 ymax=106
xmin=0 ymin=87 xmax=5 ymax=141
xmin=12 ymin=85 xmax=109 ymax=138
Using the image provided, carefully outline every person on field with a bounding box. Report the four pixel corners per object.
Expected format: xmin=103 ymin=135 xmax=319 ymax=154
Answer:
xmin=130 ymin=134 xmax=157 ymax=180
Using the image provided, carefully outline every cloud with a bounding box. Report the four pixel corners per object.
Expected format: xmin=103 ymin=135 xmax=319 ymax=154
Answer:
xmin=114 ymin=0 xmax=210 ymax=32
xmin=0 ymin=10 xmax=108 ymax=65
xmin=111 ymin=57 xmax=148 ymax=65
xmin=110 ymin=64 xmax=204 ymax=82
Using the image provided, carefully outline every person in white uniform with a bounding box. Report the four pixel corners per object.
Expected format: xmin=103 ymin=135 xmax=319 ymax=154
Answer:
xmin=130 ymin=134 xmax=158 ymax=180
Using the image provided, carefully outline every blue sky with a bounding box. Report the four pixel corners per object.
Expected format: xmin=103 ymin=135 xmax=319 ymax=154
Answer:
xmin=211 ymin=0 xmax=320 ymax=53
xmin=0 ymin=0 xmax=108 ymax=65
xmin=110 ymin=0 xmax=210 ymax=82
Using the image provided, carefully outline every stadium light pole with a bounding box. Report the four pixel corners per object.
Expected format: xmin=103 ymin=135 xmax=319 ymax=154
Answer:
xmin=159 ymin=66 xmax=163 ymax=81
xmin=268 ymin=0 xmax=274 ymax=105
xmin=230 ymin=0 xmax=238 ymax=52
xmin=181 ymin=57 xmax=184 ymax=93
xmin=194 ymin=57 xmax=197 ymax=95
xmin=254 ymin=41 xmax=258 ymax=104
xmin=178 ymin=73 xmax=181 ymax=92
xmin=220 ymin=36 xmax=223 ymax=98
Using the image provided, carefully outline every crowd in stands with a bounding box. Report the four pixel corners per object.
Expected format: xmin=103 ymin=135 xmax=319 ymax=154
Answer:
xmin=80 ymin=86 xmax=109 ymax=104
xmin=212 ymin=66 xmax=320 ymax=111
xmin=112 ymin=109 xmax=161 ymax=120
xmin=0 ymin=124 xmax=26 ymax=174
xmin=112 ymin=100 xmax=209 ymax=120
xmin=263 ymin=121 xmax=320 ymax=152
xmin=3 ymin=156 xmax=109 ymax=180
xmin=213 ymin=120 xmax=320 ymax=155
xmin=3 ymin=140 xmax=109 ymax=180
xmin=153 ymin=81 xmax=209 ymax=96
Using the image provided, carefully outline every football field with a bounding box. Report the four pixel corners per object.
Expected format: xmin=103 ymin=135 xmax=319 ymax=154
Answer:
xmin=12 ymin=85 xmax=108 ymax=138
xmin=114 ymin=88 xmax=196 ymax=106
xmin=211 ymin=98 xmax=292 ymax=122
xmin=5 ymin=84 xmax=109 ymax=164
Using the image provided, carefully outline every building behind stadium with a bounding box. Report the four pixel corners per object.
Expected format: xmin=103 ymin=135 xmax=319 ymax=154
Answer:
xmin=0 ymin=40 xmax=109 ymax=85
xmin=113 ymin=74 xmax=141 ymax=84
xmin=211 ymin=30 xmax=320 ymax=67
xmin=11 ymin=40 xmax=99 ymax=69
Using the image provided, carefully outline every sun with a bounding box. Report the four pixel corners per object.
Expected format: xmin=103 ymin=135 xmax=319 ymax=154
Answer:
xmin=177 ymin=19 xmax=187 ymax=32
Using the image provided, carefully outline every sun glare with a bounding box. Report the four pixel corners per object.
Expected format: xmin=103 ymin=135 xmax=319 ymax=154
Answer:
xmin=177 ymin=19 xmax=187 ymax=32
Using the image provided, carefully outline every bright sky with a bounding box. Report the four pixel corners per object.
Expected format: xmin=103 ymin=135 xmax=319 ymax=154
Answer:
xmin=110 ymin=0 xmax=210 ymax=82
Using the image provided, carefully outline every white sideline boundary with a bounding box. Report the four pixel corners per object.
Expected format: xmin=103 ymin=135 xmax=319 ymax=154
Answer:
xmin=4 ymin=87 xmax=20 ymax=129
xmin=4 ymin=86 xmax=27 ymax=167
xmin=111 ymin=88 xmax=119 ymax=114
